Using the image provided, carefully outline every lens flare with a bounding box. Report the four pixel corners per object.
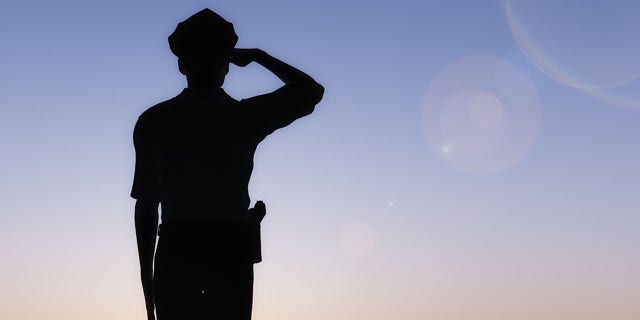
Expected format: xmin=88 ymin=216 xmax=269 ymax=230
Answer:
xmin=467 ymin=93 xmax=504 ymax=128
xmin=506 ymin=0 xmax=640 ymax=109
xmin=422 ymin=55 xmax=541 ymax=174
xmin=586 ymin=80 xmax=640 ymax=109
xmin=495 ymin=51 xmax=545 ymax=101
xmin=440 ymin=89 xmax=507 ymax=157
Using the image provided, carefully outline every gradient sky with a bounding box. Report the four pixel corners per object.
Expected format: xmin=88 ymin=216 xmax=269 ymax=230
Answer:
xmin=1 ymin=1 xmax=639 ymax=319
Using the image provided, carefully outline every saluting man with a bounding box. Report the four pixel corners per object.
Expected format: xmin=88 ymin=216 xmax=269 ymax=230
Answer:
xmin=131 ymin=8 xmax=324 ymax=320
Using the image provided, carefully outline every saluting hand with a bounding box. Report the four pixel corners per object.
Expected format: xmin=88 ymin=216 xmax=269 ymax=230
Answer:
xmin=229 ymin=48 xmax=264 ymax=67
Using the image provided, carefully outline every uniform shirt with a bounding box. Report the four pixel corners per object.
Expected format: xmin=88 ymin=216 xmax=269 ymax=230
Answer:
xmin=131 ymin=85 xmax=318 ymax=221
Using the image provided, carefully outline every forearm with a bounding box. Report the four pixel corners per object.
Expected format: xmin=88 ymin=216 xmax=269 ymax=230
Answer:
xmin=230 ymin=48 xmax=325 ymax=105
xmin=135 ymin=200 xmax=159 ymax=312
xmin=135 ymin=200 xmax=159 ymax=272
xmin=254 ymin=50 xmax=319 ymax=85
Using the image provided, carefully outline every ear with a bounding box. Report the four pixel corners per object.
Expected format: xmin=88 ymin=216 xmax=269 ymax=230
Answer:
xmin=178 ymin=59 xmax=188 ymax=75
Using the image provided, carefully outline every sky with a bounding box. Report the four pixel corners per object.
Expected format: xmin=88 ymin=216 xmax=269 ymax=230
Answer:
xmin=1 ymin=0 xmax=639 ymax=319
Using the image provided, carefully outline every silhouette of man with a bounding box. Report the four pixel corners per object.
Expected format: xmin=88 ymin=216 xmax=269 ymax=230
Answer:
xmin=131 ymin=8 xmax=324 ymax=320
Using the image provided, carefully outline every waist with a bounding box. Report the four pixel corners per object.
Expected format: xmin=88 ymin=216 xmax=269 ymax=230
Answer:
xmin=159 ymin=220 xmax=254 ymax=235
xmin=160 ymin=202 xmax=249 ymax=222
xmin=157 ymin=220 xmax=260 ymax=263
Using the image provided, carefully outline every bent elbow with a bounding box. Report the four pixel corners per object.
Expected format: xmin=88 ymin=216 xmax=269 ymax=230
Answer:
xmin=286 ymin=81 xmax=325 ymax=111
xmin=308 ymin=81 xmax=324 ymax=105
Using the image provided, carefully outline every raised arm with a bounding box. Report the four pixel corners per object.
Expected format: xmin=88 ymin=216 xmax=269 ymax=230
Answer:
xmin=230 ymin=48 xmax=324 ymax=103
xmin=135 ymin=199 xmax=159 ymax=320
xmin=229 ymin=48 xmax=324 ymax=134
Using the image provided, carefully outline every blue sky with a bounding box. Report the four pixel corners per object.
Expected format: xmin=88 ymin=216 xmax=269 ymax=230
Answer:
xmin=1 ymin=1 xmax=639 ymax=319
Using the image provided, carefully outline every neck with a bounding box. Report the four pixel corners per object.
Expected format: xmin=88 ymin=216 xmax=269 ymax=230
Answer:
xmin=186 ymin=73 xmax=225 ymax=90
xmin=187 ymin=81 xmax=220 ymax=91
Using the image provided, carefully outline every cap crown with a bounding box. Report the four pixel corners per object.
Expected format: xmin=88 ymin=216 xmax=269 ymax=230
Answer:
xmin=168 ymin=8 xmax=238 ymax=61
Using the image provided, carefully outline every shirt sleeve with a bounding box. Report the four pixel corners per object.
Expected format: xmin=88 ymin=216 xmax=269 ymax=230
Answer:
xmin=130 ymin=115 xmax=161 ymax=201
xmin=240 ymin=82 xmax=322 ymax=137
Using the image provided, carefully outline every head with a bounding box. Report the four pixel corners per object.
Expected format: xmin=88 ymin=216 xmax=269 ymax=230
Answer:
xmin=168 ymin=8 xmax=238 ymax=89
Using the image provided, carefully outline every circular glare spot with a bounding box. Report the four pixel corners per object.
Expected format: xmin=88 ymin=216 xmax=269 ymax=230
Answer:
xmin=422 ymin=55 xmax=541 ymax=174
xmin=467 ymin=93 xmax=504 ymax=128
xmin=440 ymin=89 xmax=506 ymax=157
xmin=340 ymin=222 xmax=374 ymax=257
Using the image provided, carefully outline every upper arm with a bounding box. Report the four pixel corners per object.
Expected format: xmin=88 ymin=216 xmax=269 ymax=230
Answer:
xmin=242 ymin=81 xmax=324 ymax=135
xmin=130 ymin=116 xmax=161 ymax=201
xmin=135 ymin=199 xmax=159 ymax=217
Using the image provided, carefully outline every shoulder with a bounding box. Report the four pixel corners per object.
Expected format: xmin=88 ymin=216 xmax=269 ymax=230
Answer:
xmin=135 ymin=96 xmax=184 ymax=130
xmin=133 ymin=97 xmax=179 ymax=142
xmin=138 ymin=98 xmax=178 ymax=122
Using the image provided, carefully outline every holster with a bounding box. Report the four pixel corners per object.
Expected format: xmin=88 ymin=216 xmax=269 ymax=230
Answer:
xmin=247 ymin=201 xmax=266 ymax=264
xmin=249 ymin=220 xmax=262 ymax=263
